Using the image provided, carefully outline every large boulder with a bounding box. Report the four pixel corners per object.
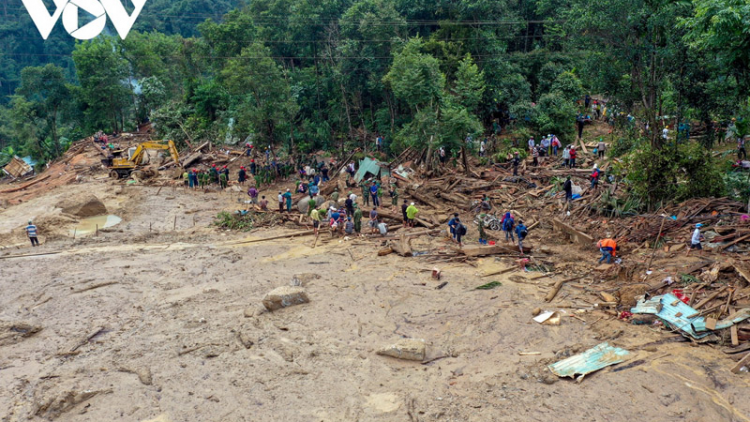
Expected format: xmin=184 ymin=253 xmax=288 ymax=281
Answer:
xmin=296 ymin=195 xmax=327 ymax=214
xmin=376 ymin=338 xmax=426 ymax=361
xmin=56 ymin=195 xmax=107 ymax=218
xmin=262 ymin=286 xmax=310 ymax=311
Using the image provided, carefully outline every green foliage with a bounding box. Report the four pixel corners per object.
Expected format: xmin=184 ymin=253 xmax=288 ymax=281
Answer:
xmin=475 ymin=281 xmax=502 ymax=290
xmin=384 ymin=39 xmax=445 ymax=110
xmin=624 ymin=141 xmax=725 ymax=209
xmin=72 ymin=38 xmax=132 ymax=133
xmin=452 ymin=54 xmax=486 ymax=113
xmin=213 ymin=211 xmax=254 ymax=231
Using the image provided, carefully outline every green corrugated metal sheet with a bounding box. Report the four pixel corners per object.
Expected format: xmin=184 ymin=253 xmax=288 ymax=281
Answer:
xmin=631 ymin=293 xmax=709 ymax=339
xmin=548 ymin=342 xmax=630 ymax=378
xmin=354 ymin=157 xmax=390 ymax=183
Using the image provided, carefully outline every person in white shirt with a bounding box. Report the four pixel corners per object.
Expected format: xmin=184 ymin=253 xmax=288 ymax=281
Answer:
xmin=349 ymin=192 xmax=357 ymax=203
xmin=686 ymin=223 xmax=704 ymax=257
xmin=528 ymin=137 xmax=535 ymax=149
xmin=662 ymin=127 xmax=669 ymax=140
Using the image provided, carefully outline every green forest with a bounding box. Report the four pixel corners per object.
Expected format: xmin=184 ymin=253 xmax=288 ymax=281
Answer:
xmin=1 ymin=0 xmax=750 ymax=207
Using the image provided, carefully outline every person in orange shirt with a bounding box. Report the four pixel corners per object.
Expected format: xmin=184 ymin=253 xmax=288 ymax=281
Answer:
xmin=597 ymin=238 xmax=617 ymax=264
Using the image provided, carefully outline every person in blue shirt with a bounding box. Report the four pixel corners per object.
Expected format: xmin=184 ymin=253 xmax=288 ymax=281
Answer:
xmin=447 ymin=213 xmax=460 ymax=242
xmin=370 ymin=182 xmax=380 ymax=207
xmin=515 ymin=220 xmax=528 ymax=255
xmin=502 ymin=212 xmax=515 ymax=242
xmin=26 ymin=220 xmax=39 ymax=247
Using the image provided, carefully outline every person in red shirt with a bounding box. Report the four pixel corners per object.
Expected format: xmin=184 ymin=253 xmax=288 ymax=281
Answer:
xmin=569 ymin=146 xmax=577 ymax=168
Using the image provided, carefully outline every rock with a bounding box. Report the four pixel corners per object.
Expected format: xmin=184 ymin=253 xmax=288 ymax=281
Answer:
xmin=262 ymin=286 xmax=310 ymax=311
xmin=292 ymin=273 xmax=321 ymax=286
xmin=539 ymin=245 xmax=551 ymax=254
xmin=531 ymin=307 xmax=541 ymax=317
xmin=56 ymin=195 xmax=108 ymax=217
xmin=238 ymin=332 xmax=255 ymax=349
xmin=376 ymin=338 xmax=426 ymax=361
xmin=118 ymin=366 xmax=152 ymax=386
xmin=296 ymin=195 xmax=327 ymax=213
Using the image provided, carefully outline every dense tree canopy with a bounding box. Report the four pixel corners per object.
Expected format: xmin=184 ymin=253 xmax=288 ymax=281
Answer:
xmin=0 ymin=0 xmax=748 ymax=182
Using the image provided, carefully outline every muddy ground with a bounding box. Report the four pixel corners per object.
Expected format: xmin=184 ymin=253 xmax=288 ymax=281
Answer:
xmin=1 ymin=181 xmax=750 ymax=422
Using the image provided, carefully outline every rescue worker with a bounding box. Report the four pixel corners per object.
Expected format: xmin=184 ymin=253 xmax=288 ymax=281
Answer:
xmin=597 ymin=237 xmax=617 ymax=264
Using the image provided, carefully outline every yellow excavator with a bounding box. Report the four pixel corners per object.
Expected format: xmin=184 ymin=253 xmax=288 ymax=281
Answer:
xmin=105 ymin=140 xmax=181 ymax=179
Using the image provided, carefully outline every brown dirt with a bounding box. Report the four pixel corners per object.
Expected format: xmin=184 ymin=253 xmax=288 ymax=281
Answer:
xmin=1 ymin=136 xmax=749 ymax=421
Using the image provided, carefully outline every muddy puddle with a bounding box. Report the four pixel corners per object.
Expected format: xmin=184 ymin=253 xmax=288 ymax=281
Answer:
xmin=70 ymin=215 xmax=122 ymax=237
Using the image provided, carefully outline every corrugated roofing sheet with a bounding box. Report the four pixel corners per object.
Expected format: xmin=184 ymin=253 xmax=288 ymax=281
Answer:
xmin=694 ymin=308 xmax=750 ymax=332
xmin=548 ymin=342 xmax=630 ymax=378
xmin=354 ymin=157 xmax=390 ymax=183
xmin=631 ymin=293 xmax=709 ymax=339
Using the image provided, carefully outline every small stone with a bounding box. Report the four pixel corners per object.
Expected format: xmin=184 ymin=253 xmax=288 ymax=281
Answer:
xmin=376 ymin=339 xmax=426 ymax=361
xmin=531 ymin=307 xmax=542 ymax=316
xmin=262 ymin=286 xmax=310 ymax=311
xmin=238 ymin=332 xmax=254 ymax=349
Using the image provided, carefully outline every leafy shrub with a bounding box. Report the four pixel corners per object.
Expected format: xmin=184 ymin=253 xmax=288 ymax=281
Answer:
xmin=213 ymin=211 xmax=254 ymax=231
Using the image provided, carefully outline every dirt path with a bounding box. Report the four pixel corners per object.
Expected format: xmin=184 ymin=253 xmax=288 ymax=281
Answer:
xmin=2 ymin=224 xmax=750 ymax=421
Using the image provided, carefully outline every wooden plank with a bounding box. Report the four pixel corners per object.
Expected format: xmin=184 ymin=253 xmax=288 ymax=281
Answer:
xmin=693 ymin=286 xmax=728 ymax=310
xmin=545 ymin=276 xmax=582 ymax=302
xmin=552 ymin=218 xmax=594 ymax=246
xmin=721 ymin=233 xmax=750 ymax=250
xmin=459 ymin=243 xmax=532 ymax=257
xmin=731 ymin=352 xmax=750 ymax=374
xmin=0 ymin=174 xmax=51 ymax=194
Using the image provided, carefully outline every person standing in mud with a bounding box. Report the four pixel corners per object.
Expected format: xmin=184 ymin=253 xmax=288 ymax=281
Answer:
xmin=238 ymin=166 xmax=247 ymax=186
xmin=26 ymin=220 xmax=39 ymax=247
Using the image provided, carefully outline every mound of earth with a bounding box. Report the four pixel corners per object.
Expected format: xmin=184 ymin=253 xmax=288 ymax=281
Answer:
xmin=56 ymin=195 xmax=107 ymax=218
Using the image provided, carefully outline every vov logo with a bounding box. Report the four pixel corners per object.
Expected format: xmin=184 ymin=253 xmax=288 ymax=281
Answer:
xmin=22 ymin=0 xmax=147 ymax=40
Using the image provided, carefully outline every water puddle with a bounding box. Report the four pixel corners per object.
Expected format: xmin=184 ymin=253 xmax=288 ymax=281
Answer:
xmin=70 ymin=215 xmax=122 ymax=237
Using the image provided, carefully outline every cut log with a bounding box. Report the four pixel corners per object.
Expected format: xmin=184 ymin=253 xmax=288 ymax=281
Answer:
xmin=377 ymin=209 xmax=435 ymax=229
xmin=390 ymin=232 xmax=413 ymax=257
xmin=406 ymin=187 xmax=444 ymax=210
xmin=0 ymin=174 xmax=51 ymax=194
xmin=545 ymin=276 xmax=582 ymax=302
xmin=458 ymin=243 xmax=532 ymax=257
xmin=552 ymin=218 xmax=594 ymax=246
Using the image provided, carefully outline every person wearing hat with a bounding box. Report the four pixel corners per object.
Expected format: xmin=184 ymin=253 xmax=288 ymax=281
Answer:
xmin=283 ymin=188 xmax=293 ymax=212
xmin=250 ymin=159 xmax=257 ymax=175
xmin=238 ymin=166 xmax=247 ymax=185
xmin=687 ymin=223 xmax=705 ymax=257
xmin=597 ymin=138 xmax=606 ymax=159
xmin=219 ymin=168 xmax=228 ymax=189
xmin=345 ymin=193 xmax=354 ymax=216
xmin=209 ymin=164 xmax=219 ymax=185
xmin=26 ymin=220 xmax=39 ymax=247
xmin=406 ymin=202 xmax=419 ymax=228
xmin=590 ymin=164 xmax=600 ymax=189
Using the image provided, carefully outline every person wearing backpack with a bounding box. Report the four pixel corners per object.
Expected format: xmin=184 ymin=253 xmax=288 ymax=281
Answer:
xmin=448 ymin=213 xmax=460 ymax=243
xmin=456 ymin=221 xmax=467 ymax=247
xmin=501 ymin=211 xmax=515 ymax=243
xmin=590 ymin=164 xmax=600 ymax=189
xmin=515 ymin=220 xmax=528 ymax=254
